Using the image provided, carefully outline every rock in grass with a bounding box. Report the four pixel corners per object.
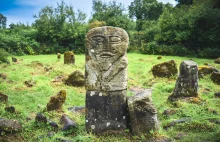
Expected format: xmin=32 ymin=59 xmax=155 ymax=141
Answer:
xmin=214 ymin=57 xmax=220 ymax=64
xmin=210 ymin=72 xmax=220 ymax=85
xmin=46 ymin=90 xmax=66 ymax=111
xmin=127 ymin=89 xmax=159 ymax=135
xmin=65 ymin=70 xmax=85 ymax=86
xmin=0 ymin=118 xmax=22 ymax=132
xmin=48 ymin=120 xmax=58 ymax=131
xmin=64 ymin=51 xmax=75 ymax=64
xmin=162 ymin=109 xmax=177 ymax=117
xmin=60 ymin=114 xmax=78 ymax=131
xmin=35 ymin=113 xmax=47 ymax=123
xmin=168 ymin=60 xmax=198 ymax=101
xmin=4 ymin=106 xmax=15 ymax=113
xmin=152 ymin=60 xmax=178 ymax=78
xmin=24 ymin=80 xmax=36 ymax=87
xmin=163 ymin=118 xmax=191 ymax=130
xmin=12 ymin=57 xmax=18 ymax=62
xmin=0 ymin=73 xmax=7 ymax=79
xmin=57 ymin=53 xmax=61 ymax=59
xmin=0 ymin=92 xmax=8 ymax=103
xmin=198 ymin=65 xmax=219 ymax=78
xmin=214 ymin=92 xmax=220 ymax=98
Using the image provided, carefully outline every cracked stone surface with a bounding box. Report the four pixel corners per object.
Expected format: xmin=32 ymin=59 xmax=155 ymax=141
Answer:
xmin=169 ymin=60 xmax=199 ymax=101
xmin=85 ymin=26 xmax=129 ymax=134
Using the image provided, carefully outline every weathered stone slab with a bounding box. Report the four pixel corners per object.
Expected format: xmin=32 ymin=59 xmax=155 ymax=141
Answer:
xmin=85 ymin=26 xmax=129 ymax=134
xmin=127 ymin=89 xmax=159 ymax=135
xmin=168 ymin=61 xmax=198 ymax=101
xmin=152 ymin=60 xmax=178 ymax=78
xmin=85 ymin=91 xmax=127 ymax=134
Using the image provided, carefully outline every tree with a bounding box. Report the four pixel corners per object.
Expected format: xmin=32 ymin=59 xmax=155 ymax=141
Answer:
xmin=0 ymin=14 xmax=7 ymax=29
xmin=90 ymin=0 xmax=134 ymax=31
xmin=175 ymin=0 xmax=193 ymax=5
xmin=129 ymin=0 xmax=164 ymax=31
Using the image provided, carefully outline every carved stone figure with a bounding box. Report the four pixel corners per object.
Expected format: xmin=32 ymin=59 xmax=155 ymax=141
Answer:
xmin=85 ymin=26 xmax=129 ymax=134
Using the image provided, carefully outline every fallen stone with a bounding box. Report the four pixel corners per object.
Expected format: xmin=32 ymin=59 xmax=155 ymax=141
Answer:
xmin=214 ymin=57 xmax=220 ymax=64
xmin=12 ymin=57 xmax=18 ymax=62
xmin=48 ymin=120 xmax=58 ymax=131
xmin=60 ymin=114 xmax=77 ymax=131
xmin=162 ymin=109 xmax=177 ymax=117
xmin=35 ymin=113 xmax=47 ymax=124
xmin=64 ymin=51 xmax=75 ymax=64
xmin=210 ymin=72 xmax=220 ymax=85
xmin=0 ymin=92 xmax=8 ymax=103
xmin=24 ymin=80 xmax=36 ymax=87
xmin=163 ymin=118 xmax=191 ymax=130
xmin=152 ymin=60 xmax=178 ymax=78
xmin=127 ymin=89 xmax=159 ymax=135
xmin=157 ymin=56 xmax=162 ymax=60
xmin=0 ymin=118 xmax=22 ymax=132
xmin=52 ymin=75 xmax=66 ymax=82
xmin=214 ymin=92 xmax=220 ymax=98
xmin=4 ymin=106 xmax=15 ymax=113
xmin=65 ymin=70 xmax=85 ymax=86
xmin=44 ymin=66 xmax=53 ymax=72
xmin=47 ymin=90 xmax=66 ymax=111
xmin=168 ymin=60 xmax=198 ymax=101
xmin=198 ymin=65 xmax=219 ymax=78
xmin=68 ymin=106 xmax=85 ymax=114
xmin=0 ymin=73 xmax=7 ymax=79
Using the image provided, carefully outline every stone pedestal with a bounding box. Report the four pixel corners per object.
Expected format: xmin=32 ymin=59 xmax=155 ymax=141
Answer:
xmin=169 ymin=60 xmax=198 ymax=101
xmin=85 ymin=26 xmax=129 ymax=134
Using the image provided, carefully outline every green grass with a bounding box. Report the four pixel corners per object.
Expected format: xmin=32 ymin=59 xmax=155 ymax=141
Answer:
xmin=0 ymin=53 xmax=220 ymax=142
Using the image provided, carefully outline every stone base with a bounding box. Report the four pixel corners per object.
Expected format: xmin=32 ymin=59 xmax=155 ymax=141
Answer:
xmin=85 ymin=90 xmax=128 ymax=134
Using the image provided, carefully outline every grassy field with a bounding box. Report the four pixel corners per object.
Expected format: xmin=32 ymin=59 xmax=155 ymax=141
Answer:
xmin=0 ymin=53 xmax=220 ymax=142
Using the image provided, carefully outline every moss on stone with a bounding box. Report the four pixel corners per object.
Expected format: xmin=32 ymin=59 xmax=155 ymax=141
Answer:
xmin=64 ymin=51 xmax=75 ymax=64
xmin=46 ymin=90 xmax=66 ymax=111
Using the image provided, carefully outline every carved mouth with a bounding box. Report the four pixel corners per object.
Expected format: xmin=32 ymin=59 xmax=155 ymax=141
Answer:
xmin=99 ymin=52 xmax=115 ymax=58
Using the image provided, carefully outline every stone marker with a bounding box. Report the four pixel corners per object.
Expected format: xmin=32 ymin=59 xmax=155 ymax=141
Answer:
xmin=64 ymin=51 xmax=75 ymax=64
xmin=85 ymin=26 xmax=129 ymax=134
xmin=168 ymin=60 xmax=198 ymax=101
xmin=57 ymin=53 xmax=61 ymax=59
xmin=127 ymin=89 xmax=159 ymax=135
xmin=47 ymin=90 xmax=66 ymax=111
xmin=152 ymin=60 xmax=178 ymax=78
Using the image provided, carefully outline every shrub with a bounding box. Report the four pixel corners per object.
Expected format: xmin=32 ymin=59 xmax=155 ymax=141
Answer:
xmin=0 ymin=48 xmax=10 ymax=64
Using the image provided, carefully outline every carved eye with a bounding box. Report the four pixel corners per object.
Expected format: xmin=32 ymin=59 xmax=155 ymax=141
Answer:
xmin=110 ymin=36 xmax=122 ymax=43
xmin=91 ymin=36 xmax=104 ymax=45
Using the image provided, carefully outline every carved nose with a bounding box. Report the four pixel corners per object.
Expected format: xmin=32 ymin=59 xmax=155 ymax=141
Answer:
xmin=104 ymin=38 xmax=110 ymax=51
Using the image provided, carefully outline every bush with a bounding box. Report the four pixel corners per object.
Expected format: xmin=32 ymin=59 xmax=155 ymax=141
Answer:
xmin=0 ymin=48 xmax=10 ymax=64
xmin=199 ymin=48 xmax=220 ymax=58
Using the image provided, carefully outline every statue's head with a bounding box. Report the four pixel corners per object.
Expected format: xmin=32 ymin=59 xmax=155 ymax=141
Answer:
xmin=86 ymin=26 xmax=129 ymax=60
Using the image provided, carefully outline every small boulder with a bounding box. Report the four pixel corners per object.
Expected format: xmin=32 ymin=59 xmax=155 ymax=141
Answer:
xmin=214 ymin=57 xmax=220 ymax=64
xmin=57 ymin=53 xmax=61 ymax=59
xmin=24 ymin=80 xmax=36 ymax=87
xmin=127 ymin=89 xmax=159 ymax=135
xmin=0 ymin=73 xmax=7 ymax=79
xmin=35 ymin=113 xmax=47 ymax=123
xmin=65 ymin=70 xmax=85 ymax=86
xmin=64 ymin=51 xmax=75 ymax=64
xmin=162 ymin=109 xmax=177 ymax=117
xmin=157 ymin=56 xmax=162 ymax=60
xmin=214 ymin=92 xmax=220 ymax=98
xmin=60 ymin=114 xmax=78 ymax=131
xmin=198 ymin=65 xmax=219 ymax=78
xmin=210 ymin=72 xmax=220 ymax=85
xmin=4 ymin=106 xmax=15 ymax=113
xmin=152 ymin=60 xmax=178 ymax=78
xmin=12 ymin=57 xmax=18 ymax=62
xmin=48 ymin=120 xmax=58 ymax=131
xmin=46 ymin=90 xmax=66 ymax=111
xmin=44 ymin=66 xmax=53 ymax=72
xmin=0 ymin=118 xmax=22 ymax=132
xmin=0 ymin=92 xmax=8 ymax=103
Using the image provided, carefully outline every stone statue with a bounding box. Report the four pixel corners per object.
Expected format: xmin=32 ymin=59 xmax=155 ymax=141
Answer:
xmin=85 ymin=26 xmax=129 ymax=134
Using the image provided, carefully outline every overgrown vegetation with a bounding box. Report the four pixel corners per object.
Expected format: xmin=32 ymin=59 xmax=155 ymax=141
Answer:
xmin=0 ymin=0 xmax=219 ymax=57
xmin=0 ymin=54 xmax=219 ymax=141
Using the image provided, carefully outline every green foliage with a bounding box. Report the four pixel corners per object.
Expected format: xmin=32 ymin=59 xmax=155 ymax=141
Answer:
xmin=0 ymin=13 xmax=7 ymax=29
xmin=0 ymin=48 xmax=10 ymax=64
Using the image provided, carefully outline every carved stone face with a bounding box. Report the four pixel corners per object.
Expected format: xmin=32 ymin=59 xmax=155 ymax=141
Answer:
xmin=86 ymin=26 xmax=129 ymax=60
